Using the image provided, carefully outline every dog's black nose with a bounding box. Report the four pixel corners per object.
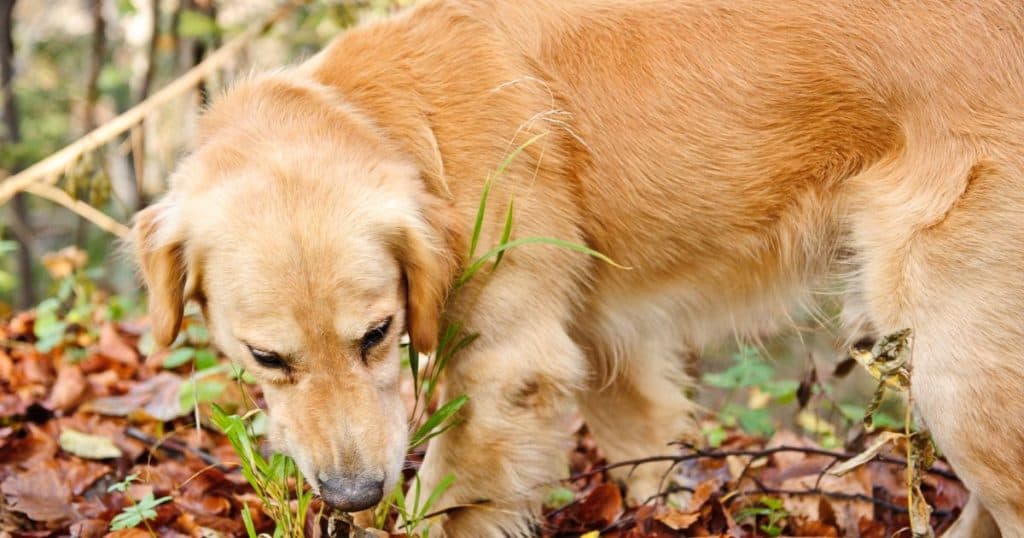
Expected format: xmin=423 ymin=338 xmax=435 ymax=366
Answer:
xmin=318 ymin=474 xmax=384 ymax=512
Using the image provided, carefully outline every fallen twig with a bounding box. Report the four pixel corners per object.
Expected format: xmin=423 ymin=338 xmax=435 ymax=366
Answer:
xmin=125 ymin=426 xmax=229 ymax=471
xmin=22 ymin=182 xmax=130 ymax=238
xmin=567 ymin=444 xmax=959 ymax=483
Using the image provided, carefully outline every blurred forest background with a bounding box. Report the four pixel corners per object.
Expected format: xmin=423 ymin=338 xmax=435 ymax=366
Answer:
xmin=0 ymin=0 xmax=405 ymax=314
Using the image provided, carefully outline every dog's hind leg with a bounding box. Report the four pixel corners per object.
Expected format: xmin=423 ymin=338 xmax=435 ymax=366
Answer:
xmin=576 ymin=321 xmax=701 ymax=506
xmin=850 ymin=152 xmax=1024 ymax=537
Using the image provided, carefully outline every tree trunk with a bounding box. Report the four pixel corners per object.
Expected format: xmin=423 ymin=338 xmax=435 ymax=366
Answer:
xmin=129 ymin=0 xmax=160 ymax=211
xmin=75 ymin=0 xmax=107 ymax=246
xmin=1 ymin=0 xmax=36 ymax=309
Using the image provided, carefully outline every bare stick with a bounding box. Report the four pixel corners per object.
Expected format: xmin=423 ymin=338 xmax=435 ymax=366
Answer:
xmin=0 ymin=2 xmax=295 ymax=206
xmin=22 ymin=182 xmax=131 ymax=238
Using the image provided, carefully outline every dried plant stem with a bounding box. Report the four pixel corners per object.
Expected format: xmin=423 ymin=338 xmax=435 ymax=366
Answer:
xmin=21 ymin=182 xmax=131 ymax=238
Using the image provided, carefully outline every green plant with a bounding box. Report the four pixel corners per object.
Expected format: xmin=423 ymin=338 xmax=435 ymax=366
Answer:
xmin=210 ymin=405 xmax=317 ymax=538
xmin=391 ymin=473 xmax=456 ymax=537
xmin=107 ymin=473 xmax=172 ymax=532
xmin=736 ymin=496 xmax=788 ymax=537
xmin=382 ymin=131 xmax=621 ymax=534
xmin=702 ymin=346 xmax=799 ymax=438
xmin=32 ymin=253 xmax=99 ymax=355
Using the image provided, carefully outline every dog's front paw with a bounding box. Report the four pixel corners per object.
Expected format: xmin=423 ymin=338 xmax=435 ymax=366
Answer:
xmin=398 ymin=500 xmax=538 ymax=537
xmin=431 ymin=506 xmax=538 ymax=538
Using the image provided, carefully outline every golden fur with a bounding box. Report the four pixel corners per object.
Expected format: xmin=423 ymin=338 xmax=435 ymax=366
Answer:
xmin=133 ymin=1 xmax=1024 ymax=535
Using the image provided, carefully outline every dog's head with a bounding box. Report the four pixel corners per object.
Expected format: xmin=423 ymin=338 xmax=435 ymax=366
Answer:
xmin=132 ymin=76 xmax=457 ymax=510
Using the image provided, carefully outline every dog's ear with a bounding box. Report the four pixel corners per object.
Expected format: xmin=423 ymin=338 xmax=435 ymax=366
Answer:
xmin=394 ymin=220 xmax=452 ymax=354
xmin=132 ymin=199 xmax=188 ymax=348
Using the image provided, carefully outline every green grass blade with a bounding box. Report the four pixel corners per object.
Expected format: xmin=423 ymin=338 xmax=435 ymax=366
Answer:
xmin=421 ymin=472 xmax=457 ymax=518
xmin=492 ymin=132 xmax=547 ymax=182
xmin=410 ymin=395 xmax=469 ymax=449
xmin=241 ymin=504 xmax=258 ymax=538
xmin=492 ymin=200 xmax=515 ymax=270
xmin=467 ymin=178 xmax=493 ymax=260
xmin=459 ymin=236 xmax=626 ymax=285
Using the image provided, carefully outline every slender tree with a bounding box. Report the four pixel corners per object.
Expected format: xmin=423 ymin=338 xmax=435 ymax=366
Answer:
xmin=1 ymin=0 xmax=35 ymax=308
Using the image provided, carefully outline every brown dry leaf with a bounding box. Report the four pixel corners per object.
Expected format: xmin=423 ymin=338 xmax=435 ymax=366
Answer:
xmin=192 ymin=514 xmax=246 ymax=535
xmin=688 ymin=480 xmax=715 ymax=512
xmin=567 ymin=483 xmax=623 ymax=528
xmin=41 ymin=246 xmax=87 ymax=279
xmin=63 ymin=459 xmax=110 ymax=496
xmin=14 ymin=349 xmax=54 ymax=387
xmin=858 ymin=515 xmax=888 ymax=538
xmin=0 ymin=350 xmax=13 ymax=380
xmin=0 ymin=462 xmax=73 ymax=522
xmin=766 ymin=430 xmax=824 ymax=470
xmin=85 ymin=369 xmax=121 ymax=396
xmin=96 ymin=323 xmax=139 ymax=365
xmin=44 ymin=365 xmax=87 ymax=413
xmin=794 ymin=519 xmax=839 ymax=537
xmin=7 ymin=311 xmax=34 ymax=338
xmin=68 ymin=519 xmax=108 ymax=538
xmin=655 ymin=507 xmax=700 ymax=531
xmin=83 ymin=372 xmax=184 ymax=421
xmin=0 ymin=424 xmax=58 ymax=466
xmin=177 ymin=494 xmax=232 ymax=516
xmin=780 ymin=464 xmax=873 ymax=532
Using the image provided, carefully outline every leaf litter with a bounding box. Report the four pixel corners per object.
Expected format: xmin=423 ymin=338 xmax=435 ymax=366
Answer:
xmin=0 ymin=310 xmax=969 ymax=537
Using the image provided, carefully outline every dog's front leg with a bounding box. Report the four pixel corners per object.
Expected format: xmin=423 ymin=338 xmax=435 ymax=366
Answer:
xmin=407 ymin=321 xmax=586 ymax=537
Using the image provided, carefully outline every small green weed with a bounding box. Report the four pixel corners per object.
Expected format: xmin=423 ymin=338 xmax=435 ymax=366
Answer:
xmin=702 ymin=346 xmax=799 ymax=438
xmin=210 ymin=405 xmax=316 ymax=538
xmin=736 ymin=496 xmax=788 ymax=537
xmin=107 ymin=473 xmax=172 ymax=532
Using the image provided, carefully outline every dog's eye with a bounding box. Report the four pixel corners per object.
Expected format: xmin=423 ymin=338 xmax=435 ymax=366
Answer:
xmin=360 ymin=316 xmax=393 ymax=355
xmin=247 ymin=346 xmax=287 ymax=369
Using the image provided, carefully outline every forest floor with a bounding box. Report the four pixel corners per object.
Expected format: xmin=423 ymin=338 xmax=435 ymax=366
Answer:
xmin=0 ymin=309 xmax=969 ymax=537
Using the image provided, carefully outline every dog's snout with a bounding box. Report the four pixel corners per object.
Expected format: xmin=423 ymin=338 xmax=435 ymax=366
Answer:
xmin=318 ymin=473 xmax=385 ymax=512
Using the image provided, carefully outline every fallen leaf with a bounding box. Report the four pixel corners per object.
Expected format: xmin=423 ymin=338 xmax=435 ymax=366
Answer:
xmin=82 ymin=372 xmax=184 ymax=421
xmin=96 ymin=323 xmax=139 ymax=365
xmin=68 ymin=519 xmax=108 ymax=538
xmin=63 ymin=458 xmax=110 ymax=495
xmin=688 ymin=480 xmax=715 ymax=512
xmin=44 ymin=365 xmax=86 ymax=412
xmin=655 ymin=508 xmax=700 ymax=531
xmin=59 ymin=428 xmax=122 ymax=459
xmin=0 ymin=424 xmax=58 ymax=466
xmin=177 ymin=494 xmax=232 ymax=516
xmin=563 ymin=483 xmax=623 ymax=529
xmin=1 ymin=462 xmax=73 ymax=522
xmin=795 ymin=519 xmax=839 ymax=536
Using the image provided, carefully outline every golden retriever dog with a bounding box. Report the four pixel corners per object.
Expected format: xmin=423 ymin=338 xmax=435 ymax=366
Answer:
xmin=132 ymin=0 xmax=1024 ymax=535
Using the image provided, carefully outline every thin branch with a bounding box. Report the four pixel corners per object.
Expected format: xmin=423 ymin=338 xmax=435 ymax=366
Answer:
xmin=742 ymin=476 xmax=954 ymax=518
xmin=124 ymin=426 xmax=228 ymax=471
xmin=0 ymin=1 xmax=297 ymax=206
xmin=21 ymin=182 xmax=130 ymax=238
xmin=567 ymin=445 xmax=959 ymax=482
